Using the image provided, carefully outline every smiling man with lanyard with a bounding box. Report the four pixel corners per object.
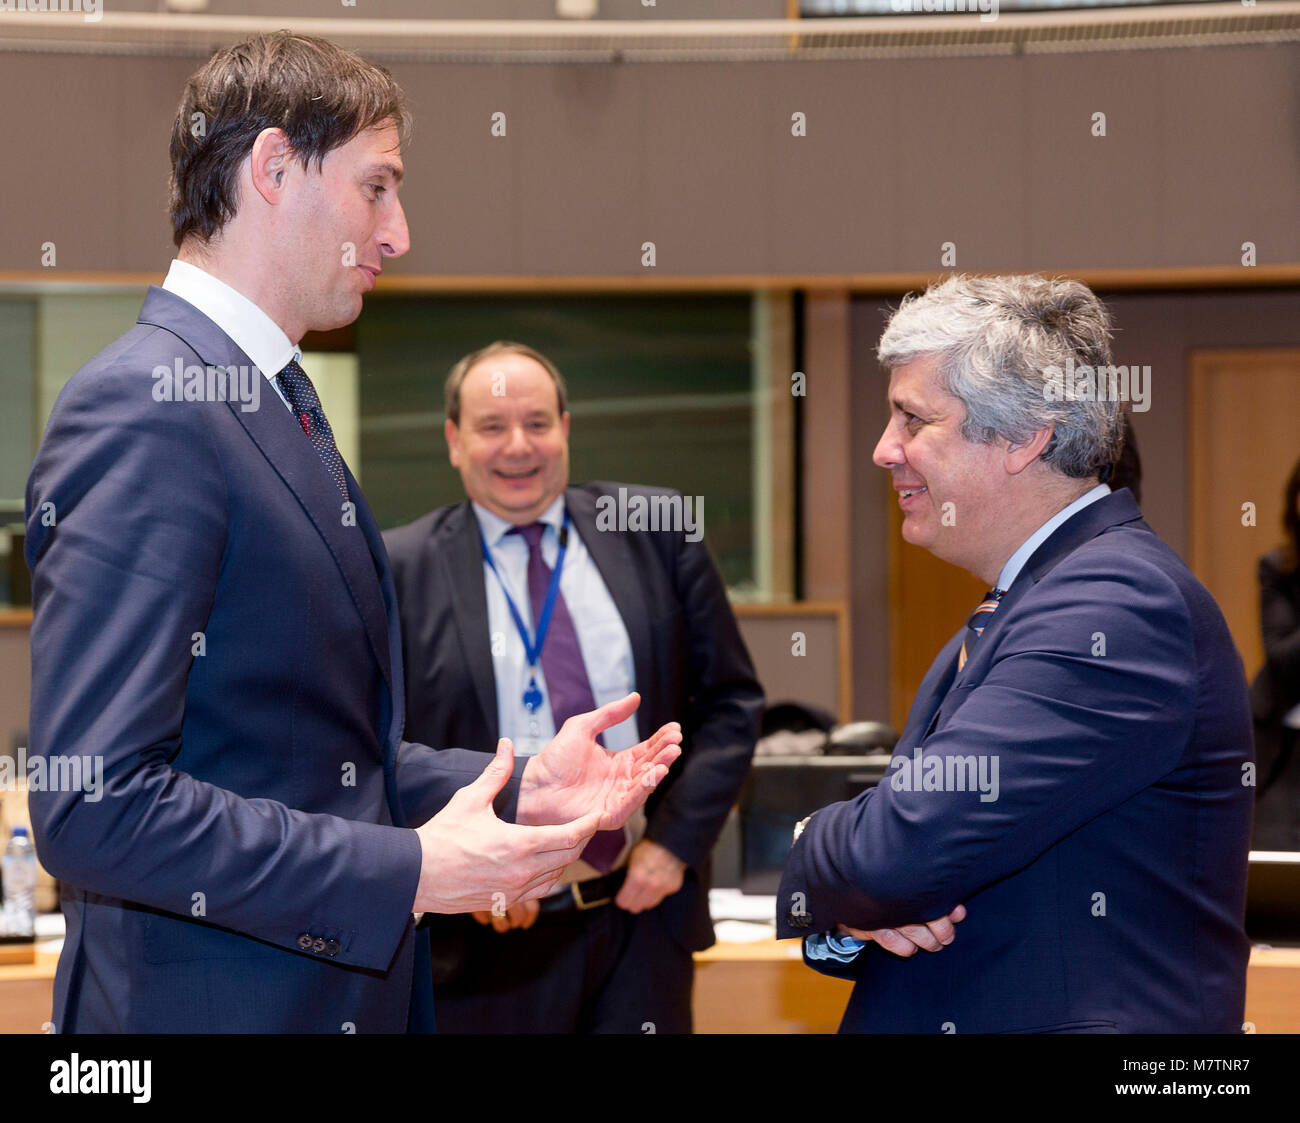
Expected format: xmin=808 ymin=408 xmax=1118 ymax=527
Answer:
xmin=385 ymin=340 xmax=763 ymax=1033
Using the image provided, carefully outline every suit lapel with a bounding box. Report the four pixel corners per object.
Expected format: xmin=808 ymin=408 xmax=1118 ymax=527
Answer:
xmin=137 ymin=288 xmax=394 ymax=697
xmin=441 ymin=504 xmax=499 ymax=740
xmin=351 ymin=471 xmax=405 ymax=746
xmin=960 ymin=489 xmax=1147 ymax=669
xmin=908 ymin=488 xmax=1149 ymax=741
xmin=566 ymin=487 xmax=654 ymax=740
xmin=902 ymin=630 xmax=965 ymax=747
xmin=1023 ymin=488 xmax=1146 ymax=583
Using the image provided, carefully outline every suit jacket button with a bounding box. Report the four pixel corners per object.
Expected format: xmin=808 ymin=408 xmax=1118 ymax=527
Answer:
xmin=325 ymin=939 xmax=341 ymax=958
xmin=312 ymin=937 xmax=327 ymax=954
xmin=297 ymin=933 xmax=314 ymax=951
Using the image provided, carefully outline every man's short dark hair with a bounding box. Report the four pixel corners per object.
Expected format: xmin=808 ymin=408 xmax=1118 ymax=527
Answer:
xmin=168 ymin=31 xmax=409 ymax=249
xmin=445 ymin=342 xmax=569 ymax=427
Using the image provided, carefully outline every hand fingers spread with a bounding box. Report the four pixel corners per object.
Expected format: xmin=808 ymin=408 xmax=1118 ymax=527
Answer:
xmin=462 ymin=738 xmax=515 ymax=808
xmin=640 ymin=725 xmax=682 ymax=765
xmin=517 ymin=812 xmax=602 ymax=859
xmin=511 ymin=816 xmax=603 ymax=886
xmin=647 ymin=722 xmax=682 ymax=751
xmin=516 ymin=870 xmax=566 ymax=902
xmin=637 ymin=762 xmax=671 ymax=793
xmin=582 ymin=692 xmax=640 ymax=737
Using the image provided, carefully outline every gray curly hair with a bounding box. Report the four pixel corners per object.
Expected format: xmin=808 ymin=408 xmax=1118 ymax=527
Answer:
xmin=877 ymin=274 xmax=1127 ymax=480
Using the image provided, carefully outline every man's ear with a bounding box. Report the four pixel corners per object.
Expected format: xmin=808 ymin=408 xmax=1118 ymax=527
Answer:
xmin=1005 ymin=424 xmax=1054 ymax=475
xmin=445 ymin=418 xmax=460 ymax=468
xmin=249 ymin=127 xmax=292 ymax=207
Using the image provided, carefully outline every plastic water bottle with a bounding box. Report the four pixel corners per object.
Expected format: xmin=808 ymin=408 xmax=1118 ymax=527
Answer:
xmin=1 ymin=826 xmax=37 ymax=937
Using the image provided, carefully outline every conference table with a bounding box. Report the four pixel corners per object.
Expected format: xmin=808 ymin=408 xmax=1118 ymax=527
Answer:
xmin=3 ymin=937 xmax=1298 ymax=1034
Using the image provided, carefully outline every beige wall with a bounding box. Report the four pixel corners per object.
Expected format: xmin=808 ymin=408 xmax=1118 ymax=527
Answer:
xmin=4 ymin=34 xmax=1299 ymax=727
xmin=1 ymin=44 xmax=1296 ymax=278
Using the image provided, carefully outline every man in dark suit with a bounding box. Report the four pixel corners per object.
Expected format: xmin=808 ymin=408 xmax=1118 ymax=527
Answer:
xmin=24 ymin=32 xmax=679 ymax=1034
xmin=777 ymin=274 xmax=1254 ymax=1033
xmin=384 ymin=341 xmax=763 ymax=1033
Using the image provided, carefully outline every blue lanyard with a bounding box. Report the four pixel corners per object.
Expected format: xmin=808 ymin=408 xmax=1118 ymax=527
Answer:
xmin=479 ymin=514 xmax=571 ymax=713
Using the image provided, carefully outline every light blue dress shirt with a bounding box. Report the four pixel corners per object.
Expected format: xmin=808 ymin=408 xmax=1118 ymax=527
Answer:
xmin=472 ymin=496 xmax=638 ymax=757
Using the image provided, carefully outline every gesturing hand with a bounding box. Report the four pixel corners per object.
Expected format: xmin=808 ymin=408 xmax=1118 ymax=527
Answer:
xmin=837 ymin=904 xmax=968 ymax=958
xmin=516 ymin=693 xmax=682 ymax=829
xmin=413 ymin=738 xmax=602 ymax=915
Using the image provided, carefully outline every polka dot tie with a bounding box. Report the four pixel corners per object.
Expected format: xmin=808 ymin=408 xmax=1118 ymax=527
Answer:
xmin=275 ymin=359 xmax=349 ymax=501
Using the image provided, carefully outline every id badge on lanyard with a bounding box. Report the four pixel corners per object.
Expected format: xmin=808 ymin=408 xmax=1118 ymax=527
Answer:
xmin=480 ymin=514 xmax=572 ymax=753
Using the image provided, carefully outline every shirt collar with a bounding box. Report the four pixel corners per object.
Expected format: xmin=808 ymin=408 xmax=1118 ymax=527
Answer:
xmin=996 ymin=483 xmax=1111 ymax=592
xmin=472 ymin=494 xmax=567 ymax=550
xmin=162 ymin=259 xmax=299 ymax=379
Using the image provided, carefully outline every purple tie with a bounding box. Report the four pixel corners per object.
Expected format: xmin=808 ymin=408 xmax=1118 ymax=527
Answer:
xmin=510 ymin=521 xmax=625 ymax=874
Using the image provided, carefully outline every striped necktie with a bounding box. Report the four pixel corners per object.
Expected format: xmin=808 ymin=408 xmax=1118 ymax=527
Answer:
xmin=958 ymin=588 xmax=1006 ymax=672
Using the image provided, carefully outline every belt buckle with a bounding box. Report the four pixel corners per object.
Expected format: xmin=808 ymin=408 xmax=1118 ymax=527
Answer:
xmin=570 ymin=880 xmax=611 ymax=911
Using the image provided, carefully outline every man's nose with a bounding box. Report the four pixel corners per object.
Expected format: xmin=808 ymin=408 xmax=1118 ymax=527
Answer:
xmin=504 ymin=423 xmax=530 ymax=454
xmin=873 ymin=422 xmax=901 ymax=470
xmin=380 ymin=197 xmax=410 ymax=258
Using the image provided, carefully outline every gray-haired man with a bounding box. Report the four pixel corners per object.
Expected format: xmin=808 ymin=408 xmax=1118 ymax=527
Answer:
xmin=779 ymin=274 xmax=1253 ymax=1033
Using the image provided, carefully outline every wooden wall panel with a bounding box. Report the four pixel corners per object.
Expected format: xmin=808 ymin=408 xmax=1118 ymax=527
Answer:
xmin=1189 ymin=349 xmax=1300 ymax=679
xmin=887 ymin=483 xmax=985 ymax=733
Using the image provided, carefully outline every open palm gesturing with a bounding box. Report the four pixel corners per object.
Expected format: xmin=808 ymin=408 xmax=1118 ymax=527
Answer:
xmin=517 ymin=693 xmax=682 ymax=828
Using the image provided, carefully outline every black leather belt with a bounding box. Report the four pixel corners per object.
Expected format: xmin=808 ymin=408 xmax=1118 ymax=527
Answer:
xmin=536 ymin=868 xmax=627 ymax=917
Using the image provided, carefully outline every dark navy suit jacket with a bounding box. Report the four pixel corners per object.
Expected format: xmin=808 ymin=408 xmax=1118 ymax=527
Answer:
xmin=25 ymin=287 xmax=521 ymax=1033
xmin=384 ymin=484 xmax=764 ymax=957
xmin=776 ymin=490 xmax=1254 ymax=1033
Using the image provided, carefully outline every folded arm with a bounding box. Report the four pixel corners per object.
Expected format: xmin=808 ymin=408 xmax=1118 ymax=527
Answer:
xmin=778 ymin=557 xmax=1199 ymax=939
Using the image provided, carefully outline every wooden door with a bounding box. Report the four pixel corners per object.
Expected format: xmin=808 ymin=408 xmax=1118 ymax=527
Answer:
xmin=1189 ymin=349 xmax=1300 ymax=679
xmin=887 ymin=476 xmax=985 ymax=732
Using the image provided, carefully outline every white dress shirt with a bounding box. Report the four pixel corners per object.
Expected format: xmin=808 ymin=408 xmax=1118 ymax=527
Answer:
xmin=161 ymin=259 xmax=298 ymax=413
